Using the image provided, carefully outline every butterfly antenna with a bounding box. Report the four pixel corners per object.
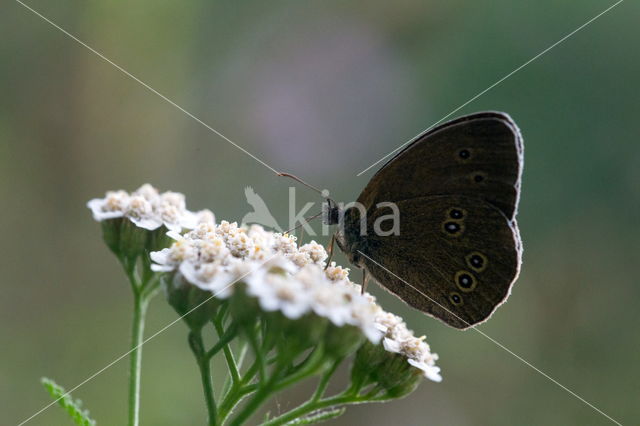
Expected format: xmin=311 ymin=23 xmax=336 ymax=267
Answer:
xmin=278 ymin=172 xmax=339 ymax=227
xmin=277 ymin=172 xmax=335 ymax=203
xmin=283 ymin=211 xmax=323 ymax=235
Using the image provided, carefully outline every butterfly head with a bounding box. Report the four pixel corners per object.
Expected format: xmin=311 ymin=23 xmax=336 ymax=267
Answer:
xmin=322 ymin=198 xmax=341 ymax=226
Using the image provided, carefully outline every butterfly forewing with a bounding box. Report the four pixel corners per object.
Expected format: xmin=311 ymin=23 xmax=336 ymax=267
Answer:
xmin=357 ymin=112 xmax=523 ymax=220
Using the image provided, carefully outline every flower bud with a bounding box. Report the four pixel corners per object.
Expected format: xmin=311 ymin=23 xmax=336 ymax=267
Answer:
xmin=228 ymin=283 xmax=260 ymax=328
xmin=147 ymin=226 xmax=175 ymax=253
xmin=373 ymin=352 xmax=422 ymax=398
xmin=274 ymin=313 xmax=329 ymax=360
xmin=164 ymin=272 xmax=220 ymax=331
xmin=324 ymin=324 xmax=366 ymax=359
xmin=351 ymin=341 xmax=389 ymax=386
xmin=100 ymin=218 xmax=122 ymax=256
xmin=118 ymin=218 xmax=149 ymax=261
xmin=352 ymin=341 xmax=423 ymax=398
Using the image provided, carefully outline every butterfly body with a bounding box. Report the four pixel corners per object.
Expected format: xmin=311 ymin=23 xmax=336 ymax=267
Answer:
xmin=329 ymin=112 xmax=523 ymax=329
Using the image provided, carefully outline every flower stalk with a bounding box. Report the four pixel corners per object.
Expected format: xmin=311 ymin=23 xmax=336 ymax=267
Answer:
xmin=189 ymin=330 xmax=217 ymax=426
xmin=128 ymin=292 xmax=147 ymax=426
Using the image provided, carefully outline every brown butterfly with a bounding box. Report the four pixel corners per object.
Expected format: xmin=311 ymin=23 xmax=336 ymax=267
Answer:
xmin=324 ymin=112 xmax=523 ymax=329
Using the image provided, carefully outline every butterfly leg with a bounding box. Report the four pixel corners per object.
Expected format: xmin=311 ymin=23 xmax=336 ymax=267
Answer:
xmin=324 ymin=233 xmax=335 ymax=270
xmin=361 ymin=269 xmax=370 ymax=295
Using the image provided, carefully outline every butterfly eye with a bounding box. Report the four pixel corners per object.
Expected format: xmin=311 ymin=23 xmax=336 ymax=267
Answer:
xmin=455 ymin=270 xmax=477 ymax=292
xmin=448 ymin=208 xmax=464 ymax=219
xmin=442 ymin=221 xmax=464 ymax=236
xmin=458 ymin=149 xmax=471 ymax=160
xmin=449 ymin=292 xmax=464 ymax=306
xmin=466 ymin=252 xmax=488 ymax=272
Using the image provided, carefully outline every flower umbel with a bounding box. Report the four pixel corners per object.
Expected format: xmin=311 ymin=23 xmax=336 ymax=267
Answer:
xmin=87 ymin=183 xmax=212 ymax=232
xmin=151 ymin=215 xmax=441 ymax=424
xmin=76 ymin=185 xmax=440 ymax=426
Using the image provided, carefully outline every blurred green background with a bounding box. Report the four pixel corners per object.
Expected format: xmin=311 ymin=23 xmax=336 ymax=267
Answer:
xmin=2 ymin=0 xmax=638 ymax=425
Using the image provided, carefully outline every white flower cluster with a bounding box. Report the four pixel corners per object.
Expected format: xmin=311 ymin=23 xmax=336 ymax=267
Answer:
xmin=151 ymin=219 xmax=440 ymax=380
xmin=87 ymin=184 xmax=213 ymax=232
xmin=376 ymin=312 xmax=442 ymax=382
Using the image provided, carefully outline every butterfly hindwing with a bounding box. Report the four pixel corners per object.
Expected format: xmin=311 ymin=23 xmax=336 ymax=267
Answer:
xmin=359 ymin=195 xmax=521 ymax=329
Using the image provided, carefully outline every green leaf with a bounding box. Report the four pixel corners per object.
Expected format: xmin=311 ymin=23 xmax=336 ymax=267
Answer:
xmin=285 ymin=407 xmax=346 ymax=425
xmin=40 ymin=377 xmax=96 ymax=426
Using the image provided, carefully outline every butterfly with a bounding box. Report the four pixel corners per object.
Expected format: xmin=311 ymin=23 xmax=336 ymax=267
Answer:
xmin=325 ymin=112 xmax=523 ymax=329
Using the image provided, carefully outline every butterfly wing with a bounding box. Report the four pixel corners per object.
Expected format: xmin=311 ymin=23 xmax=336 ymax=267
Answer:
xmin=357 ymin=112 xmax=523 ymax=219
xmin=358 ymin=195 xmax=521 ymax=329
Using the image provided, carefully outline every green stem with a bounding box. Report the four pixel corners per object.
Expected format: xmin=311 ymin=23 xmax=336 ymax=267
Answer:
xmin=218 ymin=384 xmax=252 ymax=423
xmin=262 ymin=358 xmax=385 ymax=426
xmin=128 ymin=293 xmax=147 ymax=426
xmin=199 ymin=358 xmax=217 ymax=426
xmin=229 ymin=364 xmax=285 ymax=426
xmin=218 ymin=357 xmax=263 ymax=422
xmin=262 ymin=393 xmax=366 ymax=426
xmin=213 ymin=319 xmax=241 ymax=384
xmin=140 ymin=274 xmax=161 ymax=299
xmin=229 ymin=348 xmax=329 ymax=425
xmin=271 ymin=348 xmax=326 ymax=393
xmin=217 ymin=384 xmax=242 ymax=422
xmin=190 ymin=331 xmax=218 ymax=426
xmin=226 ymin=348 xmax=329 ymax=424
xmin=218 ymin=349 xmax=295 ymax=422
xmin=311 ymin=358 xmax=342 ymax=402
xmin=221 ymin=341 xmax=248 ymax=399
xmin=246 ymin=328 xmax=267 ymax=385
xmin=236 ymin=342 xmax=249 ymax=370
xmin=207 ymin=325 xmax=239 ymax=360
